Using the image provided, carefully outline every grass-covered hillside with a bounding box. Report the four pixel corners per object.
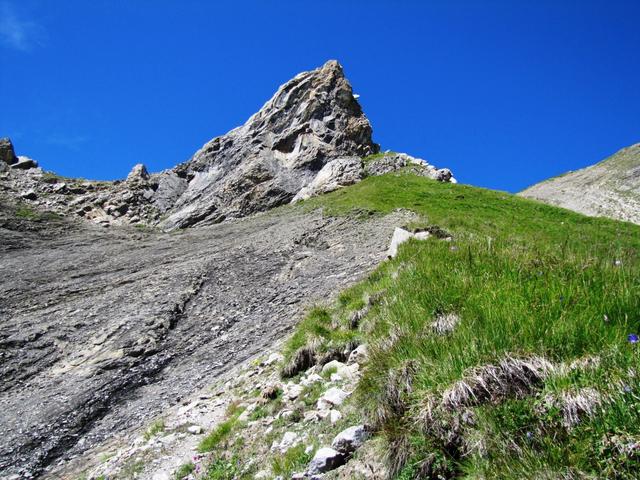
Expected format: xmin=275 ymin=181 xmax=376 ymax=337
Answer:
xmin=285 ymin=172 xmax=640 ymax=478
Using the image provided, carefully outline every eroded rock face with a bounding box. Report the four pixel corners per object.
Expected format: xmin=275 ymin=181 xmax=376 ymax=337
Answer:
xmin=0 ymin=137 xmax=18 ymax=166
xmin=160 ymin=60 xmax=378 ymax=229
xmin=292 ymin=156 xmax=364 ymax=202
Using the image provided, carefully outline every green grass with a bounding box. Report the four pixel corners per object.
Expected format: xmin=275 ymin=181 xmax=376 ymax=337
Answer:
xmin=198 ymin=418 xmax=238 ymax=453
xmin=174 ymin=462 xmax=195 ymax=479
xmin=270 ymin=443 xmax=313 ymax=477
xmin=287 ymin=172 xmax=640 ymax=478
xmin=142 ymin=419 xmax=165 ymax=441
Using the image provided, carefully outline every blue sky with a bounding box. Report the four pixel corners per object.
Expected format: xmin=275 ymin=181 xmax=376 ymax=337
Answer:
xmin=1 ymin=0 xmax=639 ymax=192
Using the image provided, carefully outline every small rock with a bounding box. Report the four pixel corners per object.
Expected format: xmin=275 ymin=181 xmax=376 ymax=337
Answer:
xmin=317 ymin=387 xmax=349 ymax=410
xmin=348 ymin=344 xmax=368 ymax=365
xmin=187 ymin=425 xmax=203 ymax=434
xmin=330 ymin=409 xmax=342 ymax=424
xmin=285 ymin=383 xmax=303 ymax=401
xmin=20 ymin=190 xmax=37 ymax=200
xmin=300 ymin=373 xmax=323 ymax=387
xmin=331 ymin=425 xmax=369 ymax=455
xmin=307 ymin=447 xmax=345 ymax=475
xmin=263 ymin=352 xmax=284 ymax=366
xmin=0 ymin=137 xmax=18 ymax=165
xmin=127 ymin=163 xmax=149 ymax=182
xmin=11 ymin=157 xmax=38 ymax=170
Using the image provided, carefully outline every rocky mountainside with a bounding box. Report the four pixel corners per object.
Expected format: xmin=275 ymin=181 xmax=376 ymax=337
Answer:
xmin=0 ymin=61 xmax=454 ymax=233
xmin=0 ymin=61 xmax=455 ymax=479
xmin=519 ymin=142 xmax=640 ymax=224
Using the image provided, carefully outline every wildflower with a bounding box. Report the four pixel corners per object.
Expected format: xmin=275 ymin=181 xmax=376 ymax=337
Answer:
xmin=603 ymin=314 xmax=609 ymax=323
xmin=628 ymin=334 xmax=639 ymax=344
xmin=623 ymin=385 xmax=632 ymax=393
xmin=614 ymin=259 xmax=622 ymax=266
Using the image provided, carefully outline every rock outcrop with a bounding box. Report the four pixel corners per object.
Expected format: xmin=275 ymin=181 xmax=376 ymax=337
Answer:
xmin=519 ymin=142 xmax=640 ymax=224
xmin=158 ymin=60 xmax=379 ymax=229
xmin=0 ymin=137 xmax=18 ymax=168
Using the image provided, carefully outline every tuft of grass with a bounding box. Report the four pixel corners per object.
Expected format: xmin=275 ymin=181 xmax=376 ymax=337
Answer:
xmin=198 ymin=418 xmax=237 ymax=453
xmin=174 ymin=462 xmax=195 ymax=479
xmin=143 ymin=419 xmax=165 ymax=442
xmin=270 ymin=443 xmax=313 ymax=477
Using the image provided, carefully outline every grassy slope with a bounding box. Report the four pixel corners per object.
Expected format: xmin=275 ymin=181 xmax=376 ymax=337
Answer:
xmin=285 ymin=172 xmax=640 ymax=479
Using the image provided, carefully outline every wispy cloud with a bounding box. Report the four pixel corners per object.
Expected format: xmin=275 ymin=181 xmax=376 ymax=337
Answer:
xmin=0 ymin=1 xmax=44 ymax=52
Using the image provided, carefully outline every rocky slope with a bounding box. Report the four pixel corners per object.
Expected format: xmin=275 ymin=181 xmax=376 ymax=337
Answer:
xmin=0 ymin=61 xmax=456 ymax=479
xmin=519 ymin=142 xmax=640 ymax=224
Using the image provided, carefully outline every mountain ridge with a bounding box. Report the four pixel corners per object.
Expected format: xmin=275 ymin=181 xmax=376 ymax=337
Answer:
xmin=519 ymin=142 xmax=640 ymax=224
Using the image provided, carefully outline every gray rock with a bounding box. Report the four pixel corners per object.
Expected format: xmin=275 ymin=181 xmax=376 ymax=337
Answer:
xmin=307 ymin=447 xmax=345 ymax=475
xmin=331 ymin=425 xmax=369 ymax=455
xmin=0 ymin=138 xmax=18 ymax=165
xmin=20 ymin=190 xmax=37 ymax=200
xmin=317 ymin=387 xmax=349 ymax=410
xmin=292 ymin=157 xmax=364 ymax=203
xmin=11 ymin=157 xmax=38 ymax=170
xmin=127 ymin=163 xmax=149 ymax=182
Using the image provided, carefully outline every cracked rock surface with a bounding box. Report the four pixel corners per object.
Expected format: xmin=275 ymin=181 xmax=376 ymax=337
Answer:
xmin=0 ymin=204 xmax=414 ymax=478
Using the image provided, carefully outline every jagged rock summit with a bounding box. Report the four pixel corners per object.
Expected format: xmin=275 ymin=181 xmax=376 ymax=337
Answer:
xmin=159 ymin=60 xmax=378 ymax=228
xmin=519 ymin=142 xmax=640 ymax=224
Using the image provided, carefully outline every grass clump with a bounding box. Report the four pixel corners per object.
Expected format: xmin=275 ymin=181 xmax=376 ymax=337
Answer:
xmin=288 ymin=172 xmax=640 ymax=477
xmin=198 ymin=417 xmax=238 ymax=453
xmin=270 ymin=443 xmax=313 ymax=477
xmin=174 ymin=462 xmax=195 ymax=479
xmin=142 ymin=419 xmax=165 ymax=441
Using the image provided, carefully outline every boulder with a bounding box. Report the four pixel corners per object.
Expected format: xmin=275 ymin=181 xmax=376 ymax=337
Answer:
xmin=127 ymin=163 xmax=149 ymax=182
xmin=387 ymin=227 xmax=432 ymax=258
xmin=307 ymin=447 xmax=345 ymax=475
xmin=11 ymin=156 xmax=38 ymax=170
xmin=20 ymin=190 xmax=37 ymax=200
xmin=387 ymin=227 xmax=414 ymax=258
xmin=331 ymin=425 xmax=369 ymax=455
xmin=0 ymin=138 xmax=18 ymax=165
xmin=292 ymin=157 xmax=364 ymax=202
xmin=317 ymin=387 xmax=349 ymax=410
xmin=347 ymin=344 xmax=368 ymax=365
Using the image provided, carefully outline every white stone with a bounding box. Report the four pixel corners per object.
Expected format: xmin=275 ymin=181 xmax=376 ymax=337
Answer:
xmin=330 ymin=409 xmax=342 ymax=424
xmin=300 ymin=373 xmax=323 ymax=387
xmin=348 ymin=344 xmax=368 ymax=365
xmin=187 ymin=425 xmax=203 ymax=434
xmin=317 ymin=387 xmax=349 ymax=410
xmin=285 ymin=383 xmax=304 ymax=401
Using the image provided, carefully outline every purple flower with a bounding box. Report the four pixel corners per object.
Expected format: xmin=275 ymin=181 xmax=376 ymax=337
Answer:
xmin=628 ymin=334 xmax=639 ymax=344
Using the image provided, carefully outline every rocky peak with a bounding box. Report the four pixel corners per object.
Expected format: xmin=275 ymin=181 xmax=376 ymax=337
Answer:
xmin=0 ymin=137 xmax=18 ymax=170
xmin=159 ymin=60 xmax=379 ymax=229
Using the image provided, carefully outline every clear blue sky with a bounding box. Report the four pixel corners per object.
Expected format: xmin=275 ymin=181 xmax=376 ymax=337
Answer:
xmin=1 ymin=0 xmax=639 ymax=192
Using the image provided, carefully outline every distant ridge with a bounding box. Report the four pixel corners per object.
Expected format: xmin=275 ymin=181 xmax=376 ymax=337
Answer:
xmin=519 ymin=143 xmax=640 ymax=224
